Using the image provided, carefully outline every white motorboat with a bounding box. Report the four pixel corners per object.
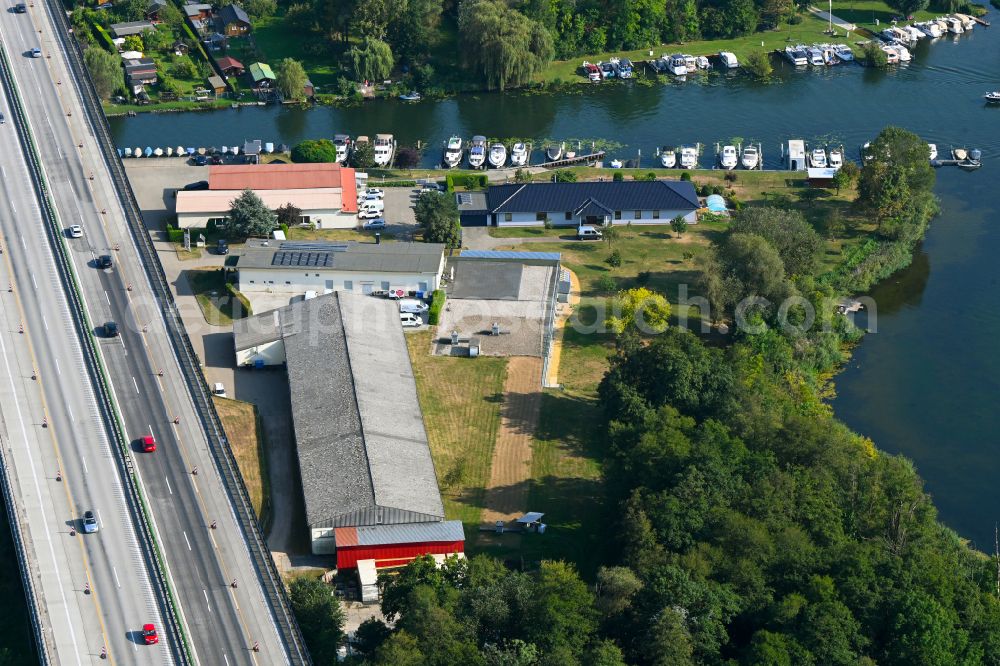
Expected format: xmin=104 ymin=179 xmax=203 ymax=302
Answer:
xmin=666 ymin=54 xmax=687 ymax=76
xmin=719 ymin=51 xmax=738 ymax=68
xmin=904 ymin=26 xmax=925 ymax=41
xmin=808 ymin=47 xmax=825 ymax=66
xmin=828 ymin=147 xmax=844 ymax=170
xmin=785 ymin=46 xmax=808 ymax=66
xmin=740 ymin=145 xmax=759 ymax=170
xmin=509 ymin=142 xmax=528 ymax=166
xmin=683 ymin=55 xmax=697 ymax=71
xmin=264 ymin=142 xmax=274 ymax=153
xmin=928 ymin=143 xmax=938 ymax=161
xmin=373 ymin=133 xmax=395 ymax=167
xmin=835 ymin=45 xmax=854 ymax=62
xmin=153 ymin=147 xmax=163 ymax=157
xmin=545 ymin=143 xmax=563 ymax=161
xmin=333 ymin=134 xmax=351 ymax=164
xmin=659 ymin=147 xmax=676 ymax=168
xmin=609 ymin=159 xmax=624 ymax=168
xmin=443 ymin=136 xmax=463 ymax=168
xmin=582 ymin=61 xmax=602 ymax=82
xmin=165 ymin=146 xmax=174 ymax=157
xmin=618 ymin=58 xmax=634 ymax=79
xmin=468 ymin=135 xmax=487 ymax=169
xmin=890 ymin=45 xmax=912 ymax=62
xmin=488 ymin=142 xmax=507 ymax=168
xmin=983 ymin=91 xmax=1000 ymax=103
xmin=176 ymin=146 xmax=185 ymax=157
xmin=945 ymin=17 xmax=964 ymax=33
xmin=719 ymin=145 xmax=737 ymax=170
xmin=695 ymin=56 xmax=711 ymax=70
xmin=231 ymin=146 xmax=239 ymax=156
xmin=678 ymin=145 xmax=698 ymax=169
xmin=954 ymin=13 xmax=975 ymax=30
xmin=881 ymin=46 xmax=900 ymax=64
xmin=809 ymin=147 xmax=827 ymax=168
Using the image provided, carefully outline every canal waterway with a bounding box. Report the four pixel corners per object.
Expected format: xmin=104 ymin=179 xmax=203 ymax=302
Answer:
xmin=105 ymin=26 xmax=1000 ymax=546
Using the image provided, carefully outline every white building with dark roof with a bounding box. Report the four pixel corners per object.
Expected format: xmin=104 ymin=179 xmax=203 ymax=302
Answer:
xmin=232 ymin=292 xmax=452 ymax=555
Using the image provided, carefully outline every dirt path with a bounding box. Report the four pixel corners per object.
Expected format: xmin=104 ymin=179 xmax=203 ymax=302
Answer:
xmin=481 ymin=357 xmax=544 ymax=524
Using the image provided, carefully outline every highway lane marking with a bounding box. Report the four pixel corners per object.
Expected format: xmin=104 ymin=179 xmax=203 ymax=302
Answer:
xmin=29 ymin=272 xmax=36 ymax=290
xmin=54 ymin=358 xmax=60 ymax=375
xmin=41 ymin=315 xmax=47 ymax=331
xmin=105 ymin=290 xmax=110 ymax=305
xmin=66 ymin=403 xmax=74 ymax=422
xmin=164 ymin=477 xmax=172 ymax=495
xmin=81 ymin=456 xmax=88 ymax=474
xmin=223 ymin=654 xmax=229 ymax=666
xmin=112 ymin=566 xmax=121 ymax=589
xmin=183 ymin=531 xmax=191 ymax=551
xmin=120 ymin=338 xmax=127 ymax=356
xmin=203 ymin=589 xmax=212 ymax=613
xmin=97 ymin=510 xmax=103 ymax=527
xmin=132 ymin=376 xmax=139 ymax=394
xmin=19 ymin=236 xmax=25 ymax=250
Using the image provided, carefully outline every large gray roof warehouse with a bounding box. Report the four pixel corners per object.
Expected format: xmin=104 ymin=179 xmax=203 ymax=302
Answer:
xmin=233 ymin=292 xmax=445 ymax=554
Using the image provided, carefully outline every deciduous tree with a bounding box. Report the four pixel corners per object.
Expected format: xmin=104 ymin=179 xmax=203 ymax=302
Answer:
xmin=606 ymin=287 xmax=671 ymax=336
xmin=288 ymin=577 xmax=345 ymax=664
xmin=84 ymin=46 xmax=124 ymax=100
xmin=458 ymin=0 xmax=554 ymax=90
xmin=276 ymin=58 xmax=308 ymax=100
xmin=291 ymin=139 xmax=338 ymax=163
xmin=414 ymin=191 xmax=461 ymax=247
xmin=349 ymin=37 xmax=394 ymax=83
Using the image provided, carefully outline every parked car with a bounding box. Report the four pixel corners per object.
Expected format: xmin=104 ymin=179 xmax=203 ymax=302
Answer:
xmin=141 ymin=435 xmax=156 ymax=452
xmin=82 ymin=510 xmax=98 ymax=534
xmin=216 ymin=239 xmax=229 ymax=254
xmin=212 ymin=382 xmax=227 ymax=398
xmin=183 ymin=180 xmax=209 ymax=190
xmin=192 ymin=155 xmax=208 ymax=166
xmin=399 ymin=312 xmax=422 ymax=327
xmin=142 ymin=624 xmax=158 ymax=645
xmin=362 ymin=218 xmax=386 ymax=230
xmin=96 ymin=255 xmax=113 ymax=269
xmin=364 ymin=187 xmax=384 ymax=199
xmin=304 ymin=290 xmax=318 ymax=300
xmin=358 ymin=207 xmax=382 ymax=220
xmin=210 ymin=154 xmax=224 ymax=165
xmin=104 ymin=321 xmax=118 ymax=337
xmin=577 ymin=225 xmax=603 ymax=240
xmin=68 ymin=224 xmax=83 ymax=238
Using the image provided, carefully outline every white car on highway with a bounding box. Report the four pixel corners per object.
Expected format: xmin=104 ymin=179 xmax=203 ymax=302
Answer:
xmin=68 ymin=224 xmax=83 ymax=238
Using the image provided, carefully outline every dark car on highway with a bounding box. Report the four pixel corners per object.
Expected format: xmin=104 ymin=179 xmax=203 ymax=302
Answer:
xmin=104 ymin=321 xmax=118 ymax=337
xmin=96 ymin=255 xmax=113 ymax=269
xmin=14 ymin=3 xmax=27 ymax=12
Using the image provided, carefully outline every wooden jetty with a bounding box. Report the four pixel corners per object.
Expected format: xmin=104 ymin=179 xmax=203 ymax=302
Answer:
xmin=536 ymin=151 xmax=606 ymax=169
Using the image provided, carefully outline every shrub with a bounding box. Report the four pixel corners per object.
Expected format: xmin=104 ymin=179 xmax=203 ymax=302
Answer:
xmin=698 ymin=184 xmax=711 ymax=197
xmin=612 ymin=171 xmax=624 ymax=182
xmin=712 ymin=185 xmax=725 ymax=195
xmin=680 ymin=172 xmax=692 ymax=181
xmin=606 ymin=249 xmax=623 ymax=267
xmin=428 ymin=289 xmax=446 ymax=325
xmin=166 ymin=225 xmax=185 ymax=243
xmin=554 ymin=170 xmax=577 ymax=183
xmin=279 ymin=223 xmax=290 ymax=235
xmin=864 ymin=41 xmax=888 ymax=68
xmin=445 ymin=173 xmax=488 ymax=191
xmin=787 ymin=12 xmax=803 ymax=24
xmin=597 ymin=274 xmax=617 ymax=293
xmin=742 ymin=50 xmax=773 ymax=79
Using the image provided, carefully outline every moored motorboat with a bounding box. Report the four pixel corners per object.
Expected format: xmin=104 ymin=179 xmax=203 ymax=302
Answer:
xmin=153 ymin=147 xmax=163 ymax=157
xmin=399 ymin=91 xmax=421 ymax=101
xmin=443 ymin=136 xmax=463 ymax=168
xmin=264 ymin=142 xmax=274 ymax=153
xmin=659 ymin=147 xmax=676 ymax=168
xmin=333 ymin=134 xmax=351 ymax=164
xmin=828 ymin=147 xmax=844 ymax=170
xmin=468 ymin=135 xmax=487 ymax=169
xmin=144 ymin=146 xmax=153 ymax=157
xmin=582 ymin=61 xmax=602 ymax=82
xmin=835 ymin=45 xmax=854 ymax=62
xmin=784 ymin=46 xmax=808 ymax=66
xmin=807 ymin=46 xmax=824 ymax=66
xmin=373 ymin=133 xmax=395 ymax=167
xmin=545 ymin=143 xmax=563 ymax=161
xmin=719 ymin=145 xmax=737 ymax=170
xmin=609 ymin=159 xmax=623 ymax=168
xmin=510 ymin=142 xmax=528 ymax=166
xmin=666 ymin=54 xmax=687 ymax=76
xmin=740 ymin=145 xmax=760 ymax=170
xmin=719 ymin=51 xmax=738 ymax=68
xmin=678 ymin=145 xmax=698 ymax=169
xmin=165 ymin=146 xmax=174 ymax=157
xmin=488 ymin=142 xmax=507 ymax=168
xmin=809 ymin=147 xmax=827 ymax=168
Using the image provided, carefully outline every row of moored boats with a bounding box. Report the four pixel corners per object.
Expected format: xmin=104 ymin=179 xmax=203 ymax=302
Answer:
xmin=117 ymin=143 xmax=283 ymax=158
xmin=443 ymin=136 xmax=578 ymax=168
xmin=647 ymin=52 xmax=739 ymax=77
xmin=783 ymin=43 xmax=856 ymax=66
xmin=580 ymin=57 xmax=636 ymax=82
xmin=332 ymin=134 xmax=397 ymax=167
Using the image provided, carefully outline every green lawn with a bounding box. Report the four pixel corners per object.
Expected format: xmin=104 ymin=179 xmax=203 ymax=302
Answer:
xmin=829 ymin=0 xmax=939 ymax=29
xmin=285 ymin=227 xmax=393 ymax=242
xmin=252 ymin=15 xmax=342 ymax=88
xmin=539 ymin=12 xmax=844 ymax=84
xmin=186 ymin=268 xmax=247 ymax=325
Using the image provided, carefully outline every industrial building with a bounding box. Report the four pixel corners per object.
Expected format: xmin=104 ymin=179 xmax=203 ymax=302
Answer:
xmin=173 ymin=163 xmax=358 ymax=228
xmin=232 ymin=292 xmax=460 ymax=562
xmin=234 ymin=239 xmax=445 ymax=299
xmin=458 ymin=180 xmax=700 ymax=227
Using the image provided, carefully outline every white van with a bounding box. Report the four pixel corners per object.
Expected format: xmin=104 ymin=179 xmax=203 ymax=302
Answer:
xmin=399 ymin=298 xmax=429 ymax=314
xmin=577 ymin=225 xmax=603 ymax=240
xmin=399 ymin=312 xmax=422 ymax=327
xmin=304 ymin=290 xmax=318 ymax=300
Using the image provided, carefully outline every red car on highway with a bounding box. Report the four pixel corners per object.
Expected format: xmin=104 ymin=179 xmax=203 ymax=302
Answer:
xmin=142 ymin=624 xmax=158 ymax=645
xmin=141 ymin=435 xmax=156 ymax=453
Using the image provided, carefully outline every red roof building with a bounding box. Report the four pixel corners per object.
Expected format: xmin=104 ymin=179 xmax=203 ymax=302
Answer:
xmin=333 ymin=520 xmax=465 ymax=570
xmin=207 ymin=163 xmax=357 ymax=213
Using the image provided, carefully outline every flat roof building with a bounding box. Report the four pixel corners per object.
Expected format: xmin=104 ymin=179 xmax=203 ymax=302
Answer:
xmin=232 ymin=292 xmax=449 ymax=555
xmin=234 ymin=239 xmax=445 ymax=301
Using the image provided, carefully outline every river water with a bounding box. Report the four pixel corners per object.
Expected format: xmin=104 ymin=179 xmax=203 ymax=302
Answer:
xmin=106 ymin=27 xmax=1000 ymax=546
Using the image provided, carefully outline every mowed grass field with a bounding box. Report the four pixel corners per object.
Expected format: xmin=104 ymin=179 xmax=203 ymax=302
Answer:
xmin=406 ymin=331 xmax=508 ymax=528
xmin=213 ymin=396 xmax=270 ymax=522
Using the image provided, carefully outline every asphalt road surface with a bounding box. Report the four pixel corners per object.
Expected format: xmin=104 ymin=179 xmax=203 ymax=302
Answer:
xmin=0 ymin=1 xmax=291 ymax=663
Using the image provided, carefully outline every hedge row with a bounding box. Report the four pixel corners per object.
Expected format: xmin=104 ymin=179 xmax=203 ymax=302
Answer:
xmin=226 ymin=283 xmax=253 ymax=318
xmin=428 ymin=289 xmax=446 ymax=325
xmin=166 ymin=225 xmax=185 ymax=242
xmin=445 ymin=173 xmax=488 ymax=192
xmin=93 ymin=23 xmax=116 ymax=51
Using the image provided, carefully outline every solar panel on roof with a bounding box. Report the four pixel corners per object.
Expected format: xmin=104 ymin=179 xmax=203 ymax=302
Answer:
xmin=457 ymin=193 xmax=472 ymax=205
xmin=272 ymin=251 xmax=334 ymax=267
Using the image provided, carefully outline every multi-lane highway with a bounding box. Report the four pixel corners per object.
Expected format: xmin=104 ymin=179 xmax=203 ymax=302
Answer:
xmin=0 ymin=0 xmax=305 ymax=663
